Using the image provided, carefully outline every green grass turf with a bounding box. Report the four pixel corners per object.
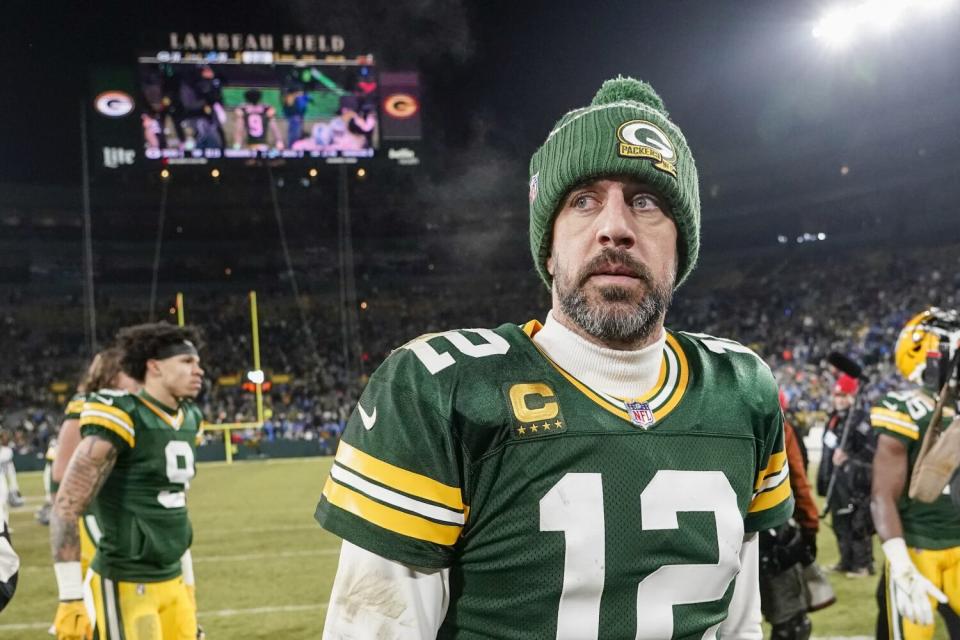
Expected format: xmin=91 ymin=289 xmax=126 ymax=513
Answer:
xmin=1 ymin=458 xmax=951 ymax=638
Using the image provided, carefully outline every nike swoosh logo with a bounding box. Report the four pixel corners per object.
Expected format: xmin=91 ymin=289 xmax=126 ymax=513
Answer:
xmin=358 ymin=404 xmax=377 ymax=430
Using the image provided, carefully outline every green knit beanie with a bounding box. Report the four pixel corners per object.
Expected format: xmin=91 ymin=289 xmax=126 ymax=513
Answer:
xmin=528 ymin=76 xmax=700 ymax=290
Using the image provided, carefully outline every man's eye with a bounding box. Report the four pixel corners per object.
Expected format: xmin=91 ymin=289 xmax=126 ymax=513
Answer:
xmin=572 ymin=194 xmax=595 ymax=208
xmin=633 ymin=194 xmax=659 ymax=210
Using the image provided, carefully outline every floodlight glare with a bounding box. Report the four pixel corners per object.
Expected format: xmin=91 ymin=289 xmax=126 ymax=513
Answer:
xmin=860 ymin=0 xmax=904 ymax=32
xmin=813 ymin=7 xmax=857 ymax=47
xmin=247 ymin=370 xmax=265 ymax=385
xmin=814 ymin=0 xmax=954 ymax=47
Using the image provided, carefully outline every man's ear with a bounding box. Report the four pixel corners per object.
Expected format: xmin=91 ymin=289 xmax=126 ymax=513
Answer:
xmin=546 ymin=254 xmax=555 ymax=276
xmin=145 ymin=359 xmax=160 ymax=378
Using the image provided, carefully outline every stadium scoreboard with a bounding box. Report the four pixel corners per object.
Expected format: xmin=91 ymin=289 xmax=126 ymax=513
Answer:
xmin=91 ymin=32 xmax=422 ymax=171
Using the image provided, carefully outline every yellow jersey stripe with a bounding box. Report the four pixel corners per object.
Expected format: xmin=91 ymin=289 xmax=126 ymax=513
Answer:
xmin=335 ymin=441 xmax=464 ymax=511
xmin=66 ymin=400 xmax=85 ymax=415
xmin=82 ymin=402 xmax=134 ymax=429
xmin=322 ymin=477 xmax=462 ymax=545
xmin=652 ymin=334 xmax=689 ymax=419
xmin=136 ymin=396 xmax=184 ymax=429
xmin=754 ymin=450 xmax=787 ymax=490
xmin=82 ymin=416 xmax=135 ymax=447
xmin=748 ymin=475 xmax=792 ymax=513
xmin=871 ymin=407 xmax=914 ymax=425
xmin=873 ymin=419 xmax=920 ymax=440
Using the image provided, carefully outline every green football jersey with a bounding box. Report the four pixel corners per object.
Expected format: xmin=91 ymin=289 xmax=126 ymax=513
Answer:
xmin=870 ymin=389 xmax=960 ymax=550
xmin=316 ymin=321 xmax=793 ymax=639
xmin=50 ymin=392 xmax=87 ymax=495
xmin=80 ymin=389 xmax=202 ymax=582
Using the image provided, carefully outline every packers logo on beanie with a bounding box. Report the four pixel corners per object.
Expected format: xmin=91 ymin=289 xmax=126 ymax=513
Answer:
xmin=528 ymin=76 xmax=701 ymax=290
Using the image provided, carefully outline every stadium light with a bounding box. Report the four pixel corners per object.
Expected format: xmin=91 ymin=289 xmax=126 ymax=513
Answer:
xmin=308 ymin=168 xmax=318 ymax=178
xmin=812 ymin=6 xmax=857 ymax=48
xmin=160 ymin=168 xmax=170 ymax=180
xmin=247 ymin=369 xmax=265 ymax=385
xmin=211 ymin=168 xmax=220 ymax=179
xmin=813 ymin=0 xmax=954 ymax=47
xmin=356 ymin=168 xmax=367 ymax=179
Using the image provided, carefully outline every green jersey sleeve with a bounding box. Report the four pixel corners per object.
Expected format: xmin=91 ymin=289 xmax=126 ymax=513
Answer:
xmin=315 ymin=345 xmax=467 ymax=569
xmin=744 ymin=408 xmax=793 ymax=532
xmin=871 ymin=393 xmax=922 ymax=444
xmin=79 ymin=391 xmax=136 ymax=452
xmin=64 ymin=393 xmax=86 ymax=420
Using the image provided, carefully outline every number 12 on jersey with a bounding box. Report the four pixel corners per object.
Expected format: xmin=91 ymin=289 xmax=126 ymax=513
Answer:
xmin=540 ymin=470 xmax=744 ymax=640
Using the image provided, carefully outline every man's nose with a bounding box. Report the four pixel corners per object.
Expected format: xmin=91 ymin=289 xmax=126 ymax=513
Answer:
xmin=595 ymin=199 xmax=636 ymax=249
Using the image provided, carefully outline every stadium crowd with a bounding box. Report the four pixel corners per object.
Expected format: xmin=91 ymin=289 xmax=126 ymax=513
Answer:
xmin=2 ymin=241 xmax=958 ymax=460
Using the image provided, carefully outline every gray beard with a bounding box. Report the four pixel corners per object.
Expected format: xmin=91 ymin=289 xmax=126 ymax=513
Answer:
xmin=555 ymin=252 xmax=673 ymax=345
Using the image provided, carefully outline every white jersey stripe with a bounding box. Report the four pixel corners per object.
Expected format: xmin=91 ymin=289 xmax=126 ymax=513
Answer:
xmin=753 ymin=464 xmax=790 ymax=497
xmin=330 ymin=464 xmax=466 ymax=525
xmin=104 ymin=576 xmax=122 ymax=639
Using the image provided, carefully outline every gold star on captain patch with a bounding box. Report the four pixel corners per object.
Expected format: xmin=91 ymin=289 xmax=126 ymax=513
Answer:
xmin=554 ymin=420 xmax=563 ymax=429
xmin=517 ymin=426 xmax=526 ymax=436
xmin=542 ymin=422 xmax=551 ymax=431
xmin=529 ymin=424 xmax=539 ymax=433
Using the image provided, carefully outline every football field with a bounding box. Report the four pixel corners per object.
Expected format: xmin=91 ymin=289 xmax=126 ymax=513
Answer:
xmin=0 ymin=457 xmax=948 ymax=638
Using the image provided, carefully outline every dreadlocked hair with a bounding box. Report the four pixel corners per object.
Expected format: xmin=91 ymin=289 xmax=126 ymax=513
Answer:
xmin=116 ymin=322 xmax=204 ymax=382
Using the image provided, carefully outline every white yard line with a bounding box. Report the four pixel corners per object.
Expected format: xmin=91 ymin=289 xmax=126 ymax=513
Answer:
xmin=193 ymin=549 xmax=339 ymax=563
xmin=0 ymin=603 xmax=328 ymax=631
xmin=197 ymin=523 xmax=319 ymax=536
xmin=198 ymin=602 xmax=328 ymax=618
xmin=20 ymin=548 xmax=338 ymax=574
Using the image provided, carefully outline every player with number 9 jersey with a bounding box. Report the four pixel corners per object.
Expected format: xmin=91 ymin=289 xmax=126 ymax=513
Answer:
xmin=80 ymin=390 xmax=201 ymax=581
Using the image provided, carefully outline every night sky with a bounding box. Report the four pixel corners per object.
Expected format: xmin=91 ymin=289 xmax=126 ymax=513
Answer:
xmin=3 ymin=0 xmax=960 ymax=231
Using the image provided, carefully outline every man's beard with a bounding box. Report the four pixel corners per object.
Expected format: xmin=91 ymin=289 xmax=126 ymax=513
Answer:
xmin=555 ymin=248 xmax=674 ymax=345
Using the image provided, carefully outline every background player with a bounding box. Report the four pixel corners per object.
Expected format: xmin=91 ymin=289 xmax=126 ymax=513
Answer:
xmin=0 ymin=437 xmax=18 ymax=612
xmin=316 ymin=77 xmax=793 ymax=638
xmin=233 ymin=89 xmax=284 ymax=152
xmin=871 ymin=308 xmax=960 ymax=639
xmin=45 ymin=347 xmax=138 ymax=631
xmin=50 ymin=323 xmax=205 ymax=640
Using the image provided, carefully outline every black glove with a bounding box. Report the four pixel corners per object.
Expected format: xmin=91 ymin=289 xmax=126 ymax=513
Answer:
xmin=800 ymin=527 xmax=817 ymax=564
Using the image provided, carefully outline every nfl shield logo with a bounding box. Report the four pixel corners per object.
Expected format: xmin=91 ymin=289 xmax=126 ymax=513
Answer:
xmin=626 ymin=401 xmax=655 ymax=429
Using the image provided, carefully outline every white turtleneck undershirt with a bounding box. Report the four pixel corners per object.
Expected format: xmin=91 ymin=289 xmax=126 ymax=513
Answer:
xmin=532 ymin=311 xmax=666 ymax=399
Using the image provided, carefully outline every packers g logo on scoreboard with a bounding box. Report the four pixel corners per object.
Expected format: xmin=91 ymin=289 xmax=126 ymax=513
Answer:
xmin=506 ymin=383 xmax=567 ymax=439
xmin=383 ymin=93 xmax=419 ymax=119
xmin=616 ymin=120 xmax=677 ymax=178
xmin=94 ymin=91 xmax=135 ymax=118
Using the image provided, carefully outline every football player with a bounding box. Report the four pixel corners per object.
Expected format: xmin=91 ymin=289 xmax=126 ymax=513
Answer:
xmin=50 ymin=323 xmax=205 ymax=640
xmin=234 ymin=89 xmax=284 ymax=152
xmin=316 ymin=77 xmax=793 ymax=638
xmin=0 ymin=439 xmax=18 ymax=612
xmin=50 ymin=348 xmax=139 ymax=567
xmin=0 ymin=436 xmax=23 ymax=508
xmin=872 ymin=308 xmax=960 ymax=640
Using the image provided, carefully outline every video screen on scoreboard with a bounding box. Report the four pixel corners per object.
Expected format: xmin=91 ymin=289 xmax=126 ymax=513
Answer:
xmin=137 ymin=58 xmax=378 ymax=161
